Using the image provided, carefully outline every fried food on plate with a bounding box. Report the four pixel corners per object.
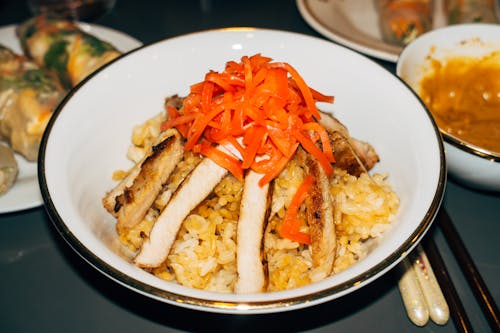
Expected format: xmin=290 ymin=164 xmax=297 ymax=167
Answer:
xmin=17 ymin=15 xmax=121 ymax=88
xmin=0 ymin=44 xmax=65 ymax=161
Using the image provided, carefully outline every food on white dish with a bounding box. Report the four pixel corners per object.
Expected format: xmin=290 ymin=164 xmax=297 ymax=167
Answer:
xmin=0 ymin=44 xmax=65 ymax=161
xmin=445 ymin=0 xmax=498 ymax=24
xmin=17 ymin=15 xmax=121 ymax=88
xmin=376 ymin=0 xmax=434 ymax=46
xmin=103 ymin=54 xmax=400 ymax=293
xmin=0 ymin=143 xmax=19 ymax=195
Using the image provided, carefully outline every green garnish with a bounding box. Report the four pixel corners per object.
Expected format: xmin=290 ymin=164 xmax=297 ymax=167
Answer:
xmin=44 ymin=39 xmax=71 ymax=88
xmin=81 ymin=34 xmax=115 ymax=56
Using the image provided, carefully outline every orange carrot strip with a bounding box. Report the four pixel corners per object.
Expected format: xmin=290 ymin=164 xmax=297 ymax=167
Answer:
xmin=242 ymin=55 xmax=253 ymax=94
xmin=249 ymin=53 xmax=272 ymax=68
xmin=252 ymin=66 xmax=268 ymax=88
xmin=160 ymin=113 xmax=197 ymax=132
xmin=242 ymin=126 xmax=266 ymax=169
xmin=250 ymin=143 xmax=282 ymax=173
xmin=166 ymin=105 xmax=180 ymax=119
xmin=189 ymin=81 xmax=205 ymax=94
xmin=201 ymin=81 xmax=215 ymax=113
xmin=206 ymin=109 xmax=232 ymax=142
xmin=257 ymin=142 xmax=299 ymax=186
xmin=197 ymin=141 xmax=243 ymax=181
xmin=279 ymin=175 xmax=313 ymax=244
xmin=164 ymin=105 xmax=190 ymax=137
xmin=310 ymin=87 xmax=334 ymax=104
xmin=185 ymin=106 xmax=225 ymax=150
xmin=294 ymin=130 xmax=333 ymax=176
xmin=302 ymin=122 xmax=335 ymax=163
xmin=205 ymin=72 xmax=234 ymax=92
xmin=231 ymin=106 xmax=245 ymax=136
xmin=267 ymin=126 xmax=295 ymax=158
xmin=169 ymin=54 xmax=334 ymax=187
xmin=270 ymin=62 xmax=320 ymax=119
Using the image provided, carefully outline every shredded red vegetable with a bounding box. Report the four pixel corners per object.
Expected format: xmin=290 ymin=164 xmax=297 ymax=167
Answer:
xmin=161 ymin=53 xmax=335 ymax=186
xmin=279 ymin=175 xmax=313 ymax=245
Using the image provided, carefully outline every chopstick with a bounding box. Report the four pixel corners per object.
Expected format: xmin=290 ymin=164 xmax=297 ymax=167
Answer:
xmin=437 ymin=208 xmax=500 ymax=333
xmin=398 ymin=256 xmax=430 ymax=326
xmin=411 ymin=244 xmax=449 ymax=325
xmin=422 ymin=235 xmax=474 ymax=332
xmin=398 ymin=245 xmax=450 ymax=327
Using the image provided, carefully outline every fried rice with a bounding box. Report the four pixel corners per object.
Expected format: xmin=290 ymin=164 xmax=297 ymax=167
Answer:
xmin=112 ymin=110 xmax=400 ymax=293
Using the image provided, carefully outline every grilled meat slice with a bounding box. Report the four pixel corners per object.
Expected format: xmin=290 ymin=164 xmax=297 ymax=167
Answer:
xmin=134 ymin=157 xmax=228 ymax=268
xmin=305 ymin=155 xmax=336 ymax=282
xmin=328 ymin=131 xmax=369 ymax=177
xmin=108 ymin=130 xmax=184 ymax=235
xmin=350 ymin=137 xmax=380 ymax=171
xmin=318 ymin=110 xmax=350 ymax=137
xmin=235 ymin=170 xmax=271 ymax=293
xmin=318 ymin=111 xmax=379 ymax=175
xmin=102 ymin=160 xmax=142 ymax=217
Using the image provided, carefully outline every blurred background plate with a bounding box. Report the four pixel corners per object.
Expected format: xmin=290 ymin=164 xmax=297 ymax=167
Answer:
xmin=296 ymin=0 xmax=402 ymax=62
xmin=0 ymin=23 xmax=142 ymax=214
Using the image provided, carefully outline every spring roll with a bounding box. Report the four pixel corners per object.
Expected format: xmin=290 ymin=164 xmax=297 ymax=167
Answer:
xmin=0 ymin=143 xmax=19 ymax=195
xmin=377 ymin=0 xmax=434 ymax=46
xmin=0 ymin=44 xmax=65 ymax=161
xmin=446 ymin=0 xmax=498 ymax=24
xmin=16 ymin=16 xmax=121 ymax=88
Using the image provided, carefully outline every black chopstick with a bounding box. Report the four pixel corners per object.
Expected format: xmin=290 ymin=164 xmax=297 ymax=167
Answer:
xmin=422 ymin=235 xmax=473 ymax=332
xmin=438 ymin=208 xmax=500 ymax=333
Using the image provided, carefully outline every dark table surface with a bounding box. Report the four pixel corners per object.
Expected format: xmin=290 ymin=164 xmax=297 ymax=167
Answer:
xmin=1 ymin=1 xmax=499 ymax=332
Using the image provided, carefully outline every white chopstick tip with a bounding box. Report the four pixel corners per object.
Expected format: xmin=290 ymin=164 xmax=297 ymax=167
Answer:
xmin=412 ymin=245 xmax=450 ymax=325
xmin=398 ymin=258 xmax=430 ymax=326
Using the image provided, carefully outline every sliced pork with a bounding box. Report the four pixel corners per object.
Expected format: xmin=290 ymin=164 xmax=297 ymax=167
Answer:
xmin=305 ymin=155 xmax=336 ymax=282
xmin=329 ymin=131 xmax=369 ymax=177
xmin=235 ymin=170 xmax=270 ymax=293
xmin=134 ymin=157 xmax=228 ymax=268
xmin=318 ymin=111 xmax=379 ymax=175
xmin=102 ymin=160 xmax=142 ymax=217
xmin=110 ymin=130 xmax=184 ymax=235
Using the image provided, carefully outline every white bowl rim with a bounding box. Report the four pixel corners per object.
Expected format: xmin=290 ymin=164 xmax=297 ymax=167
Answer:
xmin=397 ymin=23 xmax=500 ymax=163
xmin=38 ymin=27 xmax=447 ymax=314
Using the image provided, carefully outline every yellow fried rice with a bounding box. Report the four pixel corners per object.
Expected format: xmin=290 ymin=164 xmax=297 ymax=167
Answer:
xmin=113 ymin=110 xmax=400 ymax=293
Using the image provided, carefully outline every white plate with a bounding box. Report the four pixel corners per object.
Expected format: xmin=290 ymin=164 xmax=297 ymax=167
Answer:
xmin=0 ymin=23 xmax=142 ymax=214
xmin=296 ymin=0 xmax=451 ymax=63
xmin=40 ymin=28 xmax=445 ymax=313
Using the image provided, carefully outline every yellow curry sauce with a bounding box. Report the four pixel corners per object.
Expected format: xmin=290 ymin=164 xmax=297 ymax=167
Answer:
xmin=419 ymin=51 xmax=500 ymax=154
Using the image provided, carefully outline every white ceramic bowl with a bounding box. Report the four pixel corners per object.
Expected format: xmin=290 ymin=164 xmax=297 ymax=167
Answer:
xmin=39 ymin=28 xmax=445 ymax=314
xmin=397 ymin=24 xmax=500 ymax=192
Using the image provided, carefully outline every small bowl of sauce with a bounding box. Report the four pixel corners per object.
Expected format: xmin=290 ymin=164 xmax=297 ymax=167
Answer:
xmin=397 ymin=24 xmax=500 ymax=191
xmin=420 ymin=50 xmax=500 ymax=155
